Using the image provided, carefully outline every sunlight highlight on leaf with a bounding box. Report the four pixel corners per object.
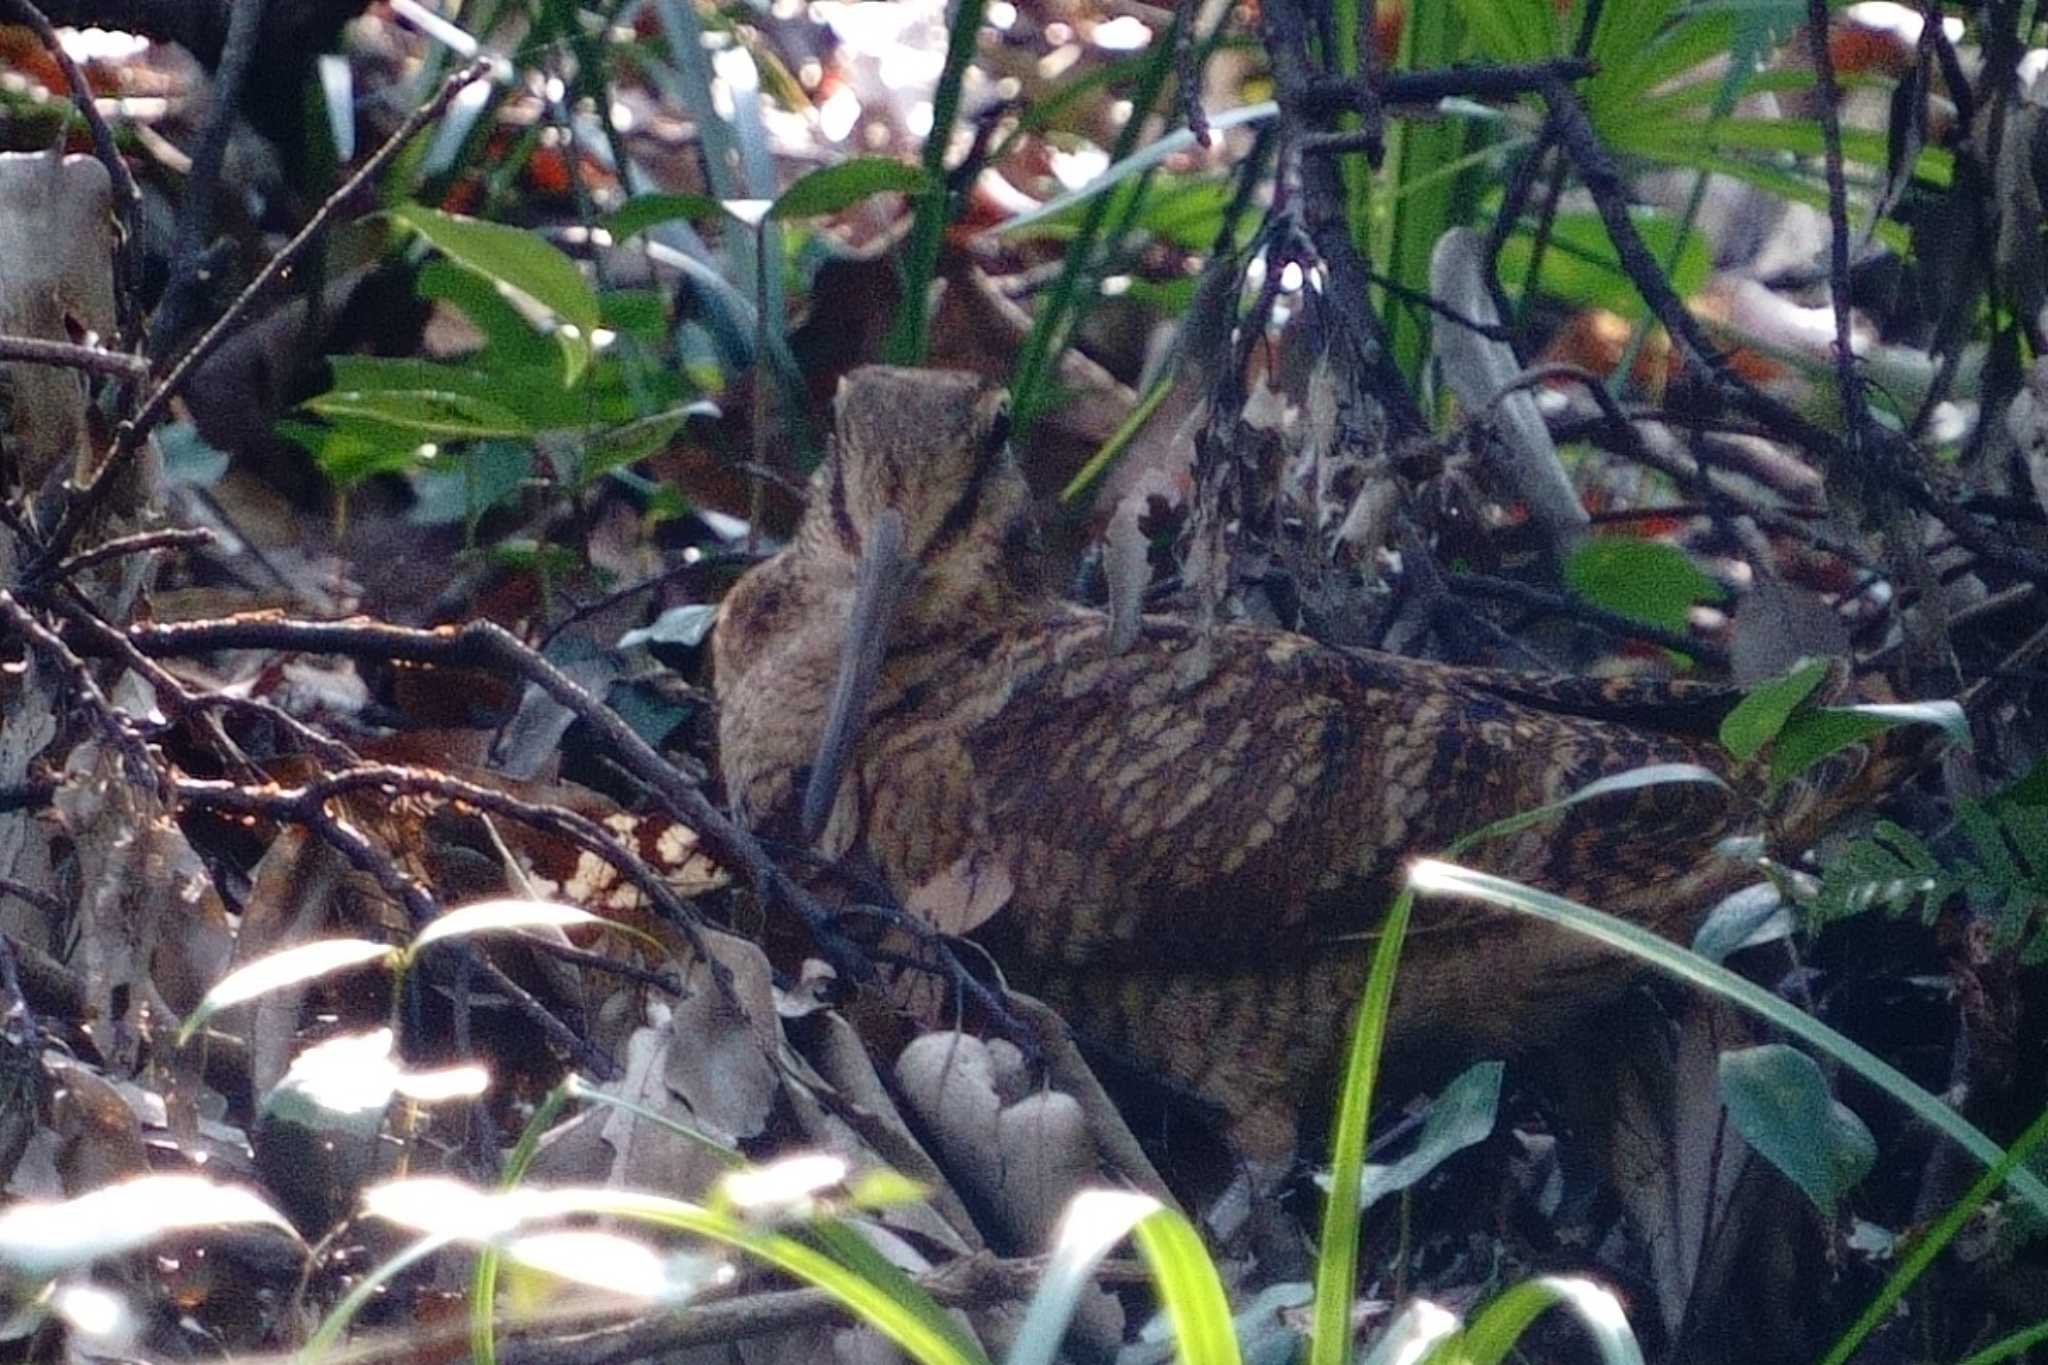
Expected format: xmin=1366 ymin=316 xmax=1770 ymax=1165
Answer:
xmin=500 ymin=1230 xmax=677 ymax=1300
xmin=720 ymin=1153 xmax=850 ymax=1219
xmin=0 ymin=1176 xmax=295 ymax=1280
xmin=413 ymin=898 xmax=608 ymax=950
xmin=177 ymin=939 xmax=395 ymax=1043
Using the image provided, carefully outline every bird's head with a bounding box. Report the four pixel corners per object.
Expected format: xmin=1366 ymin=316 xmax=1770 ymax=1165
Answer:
xmin=791 ymin=366 xmax=1033 ymax=843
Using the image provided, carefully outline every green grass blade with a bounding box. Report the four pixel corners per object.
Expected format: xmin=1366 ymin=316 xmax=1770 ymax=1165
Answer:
xmin=1405 ymin=861 xmax=2048 ymax=1218
xmin=1311 ymin=885 xmax=1418 ymax=1365
xmin=1012 ymin=1191 xmax=1239 ymax=1365
xmin=469 ymin=1082 xmax=573 ymax=1365
xmin=1816 ymin=1100 xmax=2048 ymax=1365
xmin=1129 ymin=1205 xmax=1241 ymax=1365
xmin=1957 ymin=1317 xmax=2048 ymax=1365
xmin=1433 ymin=1276 xmax=1645 ymax=1365
xmin=807 ymin=1220 xmax=993 ymax=1365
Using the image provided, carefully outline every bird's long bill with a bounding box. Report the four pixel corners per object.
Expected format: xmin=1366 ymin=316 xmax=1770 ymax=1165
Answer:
xmin=801 ymin=507 xmax=911 ymax=846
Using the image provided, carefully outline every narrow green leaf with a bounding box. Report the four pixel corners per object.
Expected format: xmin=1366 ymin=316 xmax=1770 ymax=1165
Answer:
xmin=770 ymin=158 xmax=932 ymax=220
xmin=604 ymin=192 xmax=729 ymax=241
xmin=1451 ymin=764 xmax=1731 ymax=856
xmin=1312 ymin=884 xmax=1416 ymax=1365
xmin=1438 ymin=1276 xmax=1645 ymax=1365
xmin=1013 ymin=1192 xmax=1238 ymax=1365
xmin=993 ymin=103 xmax=1277 ymax=240
xmin=1820 ymin=1101 xmax=2048 ymax=1365
xmin=1769 ymin=699 xmax=1965 ymax=786
xmin=1128 ymin=1206 xmax=1241 ymax=1365
xmin=1405 ymin=860 xmax=2048 ymax=1219
xmin=1453 ymin=0 xmax=1558 ymax=63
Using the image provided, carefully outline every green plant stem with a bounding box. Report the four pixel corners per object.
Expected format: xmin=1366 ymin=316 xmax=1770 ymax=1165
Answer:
xmin=885 ymin=0 xmax=986 ymax=364
xmin=1009 ymin=11 xmax=1182 ymax=431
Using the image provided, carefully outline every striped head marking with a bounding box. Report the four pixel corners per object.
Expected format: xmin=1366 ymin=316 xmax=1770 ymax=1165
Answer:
xmin=827 ymin=366 xmax=1018 ymax=569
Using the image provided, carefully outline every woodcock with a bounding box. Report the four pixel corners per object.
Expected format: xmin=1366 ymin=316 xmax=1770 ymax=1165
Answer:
xmin=713 ymin=366 xmax=1899 ymax=1163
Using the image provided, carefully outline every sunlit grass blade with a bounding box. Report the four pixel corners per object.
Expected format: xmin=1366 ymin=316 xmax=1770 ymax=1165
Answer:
xmin=1012 ymin=1190 xmax=1238 ymax=1365
xmin=177 ymin=939 xmax=396 ymax=1043
xmin=1427 ymin=1276 xmax=1644 ymax=1365
xmin=1405 ymin=860 xmax=2048 ymax=1217
xmin=470 ymin=1082 xmax=572 ymax=1365
xmin=0 ymin=1175 xmax=295 ymax=1283
xmin=991 ymin=103 xmax=1277 ymax=242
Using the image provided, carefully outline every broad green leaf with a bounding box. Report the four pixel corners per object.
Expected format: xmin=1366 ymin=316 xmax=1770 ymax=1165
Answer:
xmin=390 ymin=203 xmax=599 ymax=383
xmin=325 ymin=355 xmax=509 ymax=400
xmin=1719 ymin=658 xmax=1829 ymax=760
xmin=1720 ymin=1044 xmax=1875 ymax=1217
xmin=281 ymin=416 xmax=426 ymax=487
xmin=604 ymin=191 xmax=728 ymax=241
xmin=1405 ymin=859 xmax=2048 ymax=1219
xmin=407 ymin=440 xmax=533 ymax=528
xmin=306 ymin=388 xmax=535 ymax=440
xmin=579 ymin=407 xmax=692 ymax=484
xmin=1770 ymin=699 xmax=1967 ymax=786
xmin=391 ymin=204 xmax=600 ymax=333
xmin=1564 ymin=538 xmax=1721 ymax=633
xmin=769 ymin=158 xmax=932 ymax=220
xmin=416 ymin=260 xmax=557 ymax=368
xmin=1340 ymin=1061 xmax=1503 ymax=1210
xmin=178 ymin=939 xmax=396 ymax=1043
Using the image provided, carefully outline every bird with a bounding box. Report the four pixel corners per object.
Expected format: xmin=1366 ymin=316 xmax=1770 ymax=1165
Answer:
xmin=711 ymin=365 xmax=1910 ymax=1167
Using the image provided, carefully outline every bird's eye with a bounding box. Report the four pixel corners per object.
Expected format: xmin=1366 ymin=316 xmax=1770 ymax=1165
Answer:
xmin=980 ymin=397 xmax=1012 ymax=458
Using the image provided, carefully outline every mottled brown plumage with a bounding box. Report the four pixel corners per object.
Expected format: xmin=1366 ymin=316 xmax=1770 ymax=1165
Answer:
xmin=712 ymin=367 xmax=1849 ymax=1160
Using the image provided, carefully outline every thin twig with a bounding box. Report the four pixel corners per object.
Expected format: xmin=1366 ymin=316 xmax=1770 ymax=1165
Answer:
xmin=54 ymin=526 xmax=214 ymax=579
xmin=1807 ymin=0 xmax=1872 ymax=461
xmin=148 ymin=0 xmax=269 ymax=352
xmin=0 ymin=335 xmax=147 ymax=380
xmin=123 ymin=616 xmax=876 ymax=987
xmin=33 ymin=54 xmax=498 ymax=574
